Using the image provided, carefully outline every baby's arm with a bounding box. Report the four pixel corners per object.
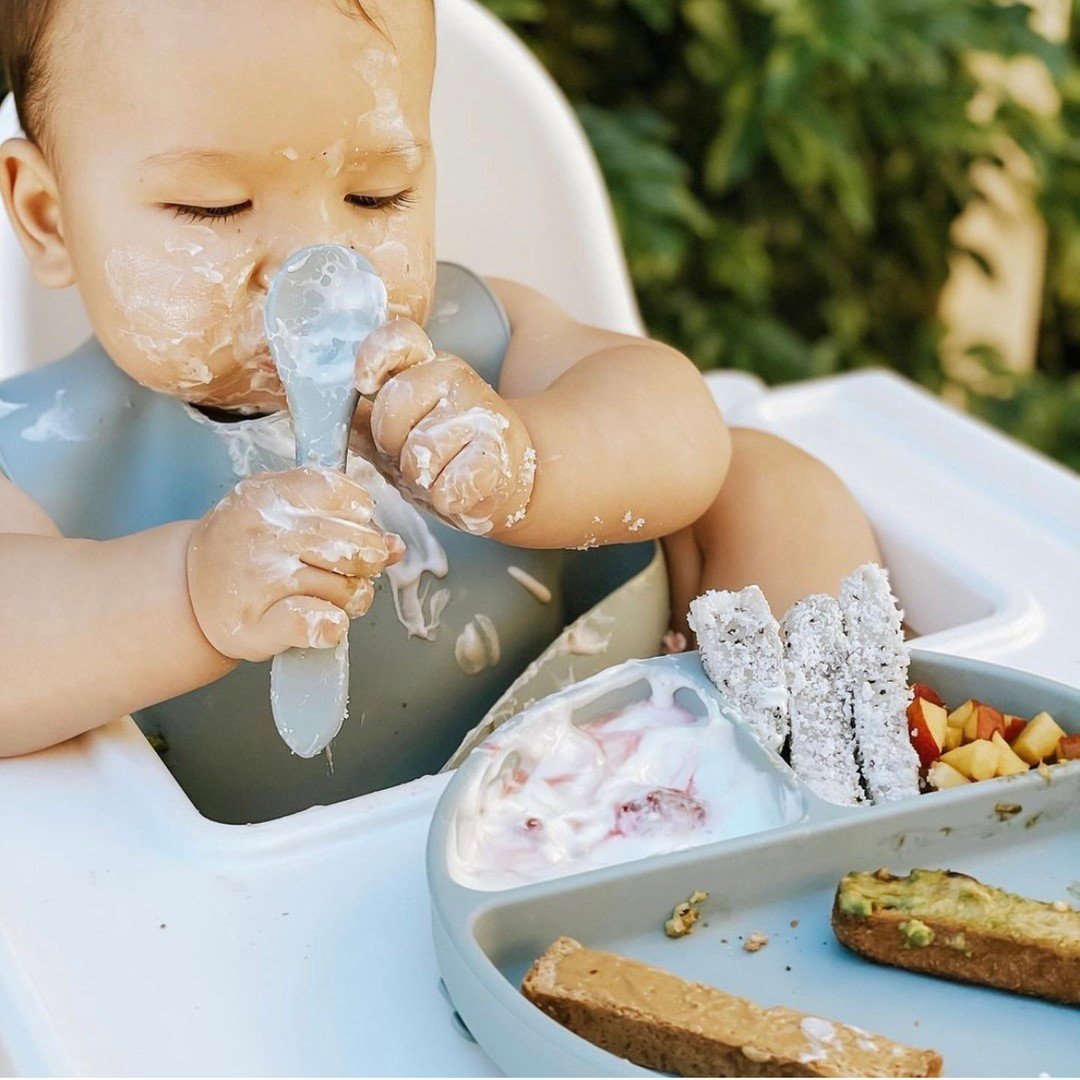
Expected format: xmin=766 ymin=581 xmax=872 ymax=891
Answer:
xmin=489 ymin=279 xmax=730 ymax=548
xmin=354 ymin=283 xmax=730 ymax=548
xmin=0 ymin=470 xmax=399 ymax=757
xmin=0 ymin=474 xmax=232 ymax=755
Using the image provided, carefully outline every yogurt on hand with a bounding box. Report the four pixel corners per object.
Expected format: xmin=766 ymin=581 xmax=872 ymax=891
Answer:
xmin=448 ymin=662 xmax=802 ymax=890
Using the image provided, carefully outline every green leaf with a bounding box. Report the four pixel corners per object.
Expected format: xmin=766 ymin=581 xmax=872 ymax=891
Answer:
xmin=625 ymin=0 xmax=678 ymax=32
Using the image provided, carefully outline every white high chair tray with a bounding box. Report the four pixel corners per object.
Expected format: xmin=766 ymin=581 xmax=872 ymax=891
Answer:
xmin=0 ymin=370 xmax=1078 ymax=1076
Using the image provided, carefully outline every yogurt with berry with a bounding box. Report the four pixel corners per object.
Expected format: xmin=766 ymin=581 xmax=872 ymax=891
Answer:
xmin=447 ymin=658 xmax=803 ymax=890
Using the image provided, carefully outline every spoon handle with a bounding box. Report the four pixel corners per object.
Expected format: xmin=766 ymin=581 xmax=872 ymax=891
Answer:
xmin=270 ymin=392 xmax=363 ymax=760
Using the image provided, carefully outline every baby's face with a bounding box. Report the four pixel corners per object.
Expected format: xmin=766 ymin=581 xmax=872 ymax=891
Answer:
xmin=47 ymin=0 xmax=435 ymax=413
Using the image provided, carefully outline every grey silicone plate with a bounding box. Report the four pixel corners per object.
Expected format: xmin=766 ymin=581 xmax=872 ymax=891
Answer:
xmin=428 ymin=650 xmax=1080 ymax=1078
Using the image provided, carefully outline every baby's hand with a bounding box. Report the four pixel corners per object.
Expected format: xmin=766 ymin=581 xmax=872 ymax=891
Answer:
xmin=354 ymin=318 xmax=536 ymax=534
xmin=187 ymin=468 xmax=403 ymax=661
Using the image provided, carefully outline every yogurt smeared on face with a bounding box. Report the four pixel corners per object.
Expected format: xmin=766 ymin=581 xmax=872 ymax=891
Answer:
xmin=448 ymin=663 xmax=803 ymax=890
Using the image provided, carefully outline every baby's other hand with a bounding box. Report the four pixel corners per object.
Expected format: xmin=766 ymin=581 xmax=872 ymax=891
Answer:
xmin=354 ymin=319 xmax=535 ymax=534
xmin=354 ymin=317 xmax=437 ymax=395
xmin=187 ymin=468 xmax=404 ymax=662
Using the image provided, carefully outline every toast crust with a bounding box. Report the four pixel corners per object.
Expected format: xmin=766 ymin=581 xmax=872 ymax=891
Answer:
xmin=522 ymin=937 xmax=942 ymax=1078
xmin=833 ymin=869 xmax=1080 ymax=1005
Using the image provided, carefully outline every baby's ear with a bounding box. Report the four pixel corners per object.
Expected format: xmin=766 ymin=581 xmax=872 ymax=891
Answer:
xmin=0 ymin=138 xmax=75 ymax=289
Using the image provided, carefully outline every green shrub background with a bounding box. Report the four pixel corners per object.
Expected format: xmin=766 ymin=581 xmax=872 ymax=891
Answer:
xmin=481 ymin=0 xmax=1080 ymax=470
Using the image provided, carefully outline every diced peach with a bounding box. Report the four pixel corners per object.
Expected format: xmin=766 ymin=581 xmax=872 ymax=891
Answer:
xmin=1055 ymin=733 xmax=1080 ymax=761
xmin=1002 ymin=715 xmax=1027 ymax=742
xmin=962 ymin=712 xmax=977 ymax=741
xmin=941 ymin=739 xmax=1000 ymax=782
xmin=1011 ymin=712 xmax=1066 ymax=765
xmin=912 ymin=683 xmax=945 ymax=708
xmin=943 ymin=726 xmax=964 ymax=752
xmin=962 ymin=703 xmax=1003 ymax=743
xmin=908 ymin=723 xmax=940 ymax=769
xmin=948 ymin=699 xmax=978 ymax=729
xmin=907 ymin=698 xmax=947 ymax=768
xmin=927 ymin=704 xmax=949 ymax=750
xmin=974 ymin=703 xmax=1006 ymax=742
xmin=927 ymin=760 xmax=972 ymax=790
xmin=991 ymin=732 xmax=1030 ymax=777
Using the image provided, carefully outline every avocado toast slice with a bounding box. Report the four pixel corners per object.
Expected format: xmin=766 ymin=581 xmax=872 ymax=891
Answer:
xmin=833 ymin=868 xmax=1080 ymax=1005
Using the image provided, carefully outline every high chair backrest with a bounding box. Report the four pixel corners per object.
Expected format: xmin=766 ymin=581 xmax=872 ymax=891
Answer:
xmin=0 ymin=0 xmax=641 ymax=380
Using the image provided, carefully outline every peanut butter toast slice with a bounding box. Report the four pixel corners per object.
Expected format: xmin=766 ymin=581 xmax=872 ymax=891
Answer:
xmin=522 ymin=937 xmax=942 ymax=1077
xmin=833 ymin=869 xmax=1080 ymax=1005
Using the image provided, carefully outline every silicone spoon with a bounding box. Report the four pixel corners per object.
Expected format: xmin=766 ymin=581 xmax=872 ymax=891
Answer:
xmin=264 ymin=244 xmax=388 ymax=758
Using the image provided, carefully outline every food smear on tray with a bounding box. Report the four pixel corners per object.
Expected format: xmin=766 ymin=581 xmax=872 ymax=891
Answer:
xmin=522 ymin=936 xmax=943 ymax=1077
xmin=908 ymin=688 xmax=1075 ymax=789
xmin=833 ymin=868 xmax=1080 ymax=1005
xmin=447 ymin=666 xmax=800 ymax=890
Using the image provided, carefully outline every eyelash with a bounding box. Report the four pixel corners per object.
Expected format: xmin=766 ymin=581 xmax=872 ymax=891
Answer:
xmin=166 ymin=201 xmax=252 ymax=224
xmin=164 ymin=189 xmax=416 ymax=224
xmin=346 ymin=190 xmax=418 ymax=212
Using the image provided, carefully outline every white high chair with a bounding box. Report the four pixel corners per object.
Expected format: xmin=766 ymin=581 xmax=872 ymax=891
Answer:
xmin=0 ymin=1 xmax=1078 ymax=1076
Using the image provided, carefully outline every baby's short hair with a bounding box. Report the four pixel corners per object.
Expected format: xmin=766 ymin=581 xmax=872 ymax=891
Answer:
xmin=0 ymin=0 xmax=58 ymax=144
xmin=1 ymin=0 xmax=378 ymax=146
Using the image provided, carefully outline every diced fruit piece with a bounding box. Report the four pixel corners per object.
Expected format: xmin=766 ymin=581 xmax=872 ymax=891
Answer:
xmin=1002 ymin=715 xmax=1027 ymax=742
xmin=927 ymin=760 xmax=971 ymax=790
xmin=991 ymin=732 xmax=1030 ymax=777
xmin=974 ymin=703 xmax=1006 ymax=742
xmin=961 ymin=702 xmax=1004 ymax=743
xmin=912 ymin=683 xmax=945 ymax=708
xmin=943 ymin=726 xmax=964 ymax=752
xmin=941 ymin=739 xmax=1000 ymax=781
xmin=1055 ymin=733 xmax=1080 ymax=761
xmin=907 ymin=698 xmax=948 ymax=768
xmin=947 ymin=699 xmax=978 ymax=729
xmin=1011 ymin=712 xmax=1066 ymax=765
xmin=925 ymin=703 xmax=948 ymax=750
xmin=909 ymin=698 xmax=948 ymax=749
xmin=908 ymin=724 xmax=941 ymax=770
xmin=615 ymin=789 xmax=706 ymax=836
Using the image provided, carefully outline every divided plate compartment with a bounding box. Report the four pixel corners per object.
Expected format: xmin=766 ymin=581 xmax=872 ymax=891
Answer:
xmin=427 ymin=650 xmax=1080 ymax=1078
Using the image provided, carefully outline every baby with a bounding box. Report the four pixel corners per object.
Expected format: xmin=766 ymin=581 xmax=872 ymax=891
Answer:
xmin=0 ymin=0 xmax=878 ymax=817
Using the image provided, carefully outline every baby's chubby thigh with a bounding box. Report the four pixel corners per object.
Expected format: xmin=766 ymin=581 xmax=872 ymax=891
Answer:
xmin=664 ymin=429 xmax=881 ymax=629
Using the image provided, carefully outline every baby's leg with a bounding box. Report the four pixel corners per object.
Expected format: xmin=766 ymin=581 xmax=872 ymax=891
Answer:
xmin=664 ymin=428 xmax=881 ymax=635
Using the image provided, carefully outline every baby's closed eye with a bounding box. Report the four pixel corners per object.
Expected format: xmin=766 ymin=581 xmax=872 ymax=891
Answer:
xmin=345 ymin=190 xmax=418 ymax=212
xmin=163 ymin=201 xmax=253 ymax=224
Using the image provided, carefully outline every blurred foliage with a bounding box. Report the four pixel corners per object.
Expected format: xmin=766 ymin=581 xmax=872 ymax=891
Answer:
xmin=482 ymin=0 xmax=1079 ymax=470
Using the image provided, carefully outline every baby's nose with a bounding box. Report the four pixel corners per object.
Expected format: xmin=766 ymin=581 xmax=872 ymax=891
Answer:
xmin=252 ymin=235 xmax=361 ymax=293
xmin=252 ymin=231 xmax=312 ymax=292
xmin=252 ymin=250 xmax=285 ymax=293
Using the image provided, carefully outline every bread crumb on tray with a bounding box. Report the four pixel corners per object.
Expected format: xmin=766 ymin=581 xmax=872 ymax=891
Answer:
xmin=664 ymin=890 xmax=709 ymax=938
xmin=743 ymin=931 xmax=770 ymax=953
